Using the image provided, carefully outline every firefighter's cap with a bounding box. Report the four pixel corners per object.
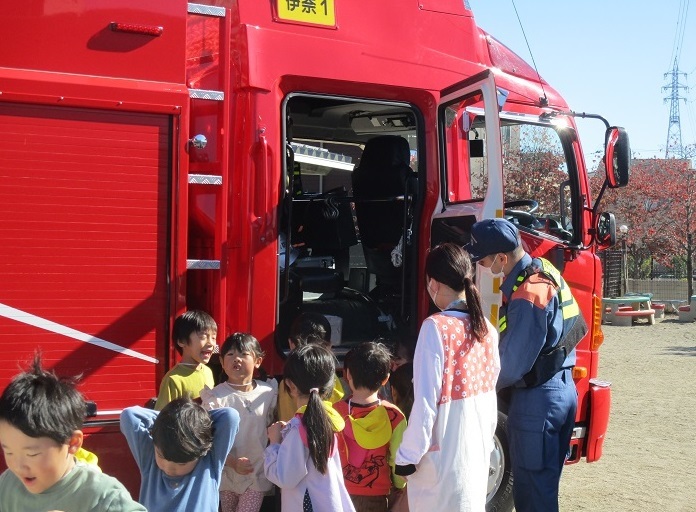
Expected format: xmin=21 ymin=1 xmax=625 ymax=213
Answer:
xmin=464 ymin=218 xmax=520 ymax=262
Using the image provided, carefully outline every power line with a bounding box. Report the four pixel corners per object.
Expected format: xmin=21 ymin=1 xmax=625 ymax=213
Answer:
xmin=510 ymin=0 xmax=548 ymax=105
xmin=669 ymin=0 xmax=690 ymax=69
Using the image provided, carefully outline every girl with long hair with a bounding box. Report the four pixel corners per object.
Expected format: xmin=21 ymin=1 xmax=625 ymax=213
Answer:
xmin=264 ymin=344 xmax=355 ymax=512
xmin=394 ymin=242 xmax=500 ymax=512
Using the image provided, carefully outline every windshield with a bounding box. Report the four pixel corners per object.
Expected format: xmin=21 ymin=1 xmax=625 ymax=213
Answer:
xmin=449 ymin=110 xmax=577 ymax=243
xmin=502 ymin=121 xmax=574 ymax=241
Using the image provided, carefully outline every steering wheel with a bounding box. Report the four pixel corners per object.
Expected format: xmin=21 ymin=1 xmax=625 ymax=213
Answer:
xmin=504 ymin=199 xmax=541 ymax=228
xmin=503 ymin=199 xmax=539 ymax=213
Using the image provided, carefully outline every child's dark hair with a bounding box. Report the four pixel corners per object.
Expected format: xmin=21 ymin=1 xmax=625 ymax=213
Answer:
xmin=219 ymin=332 xmax=267 ymax=381
xmin=391 ymin=337 xmax=415 ymax=363
xmin=289 ymin=312 xmax=331 ymax=346
xmin=389 ymin=363 xmax=414 ymax=418
xmin=220 ymin=332 xmax=265 ymax=360
xmin=425 ymin=243 xmax=488 ymax=341
xmin=0 ymin=354 xmax=85 ymax=445
xmin=283 ymin=344 xmax=336 ymax=474
xmin=344 ymin=342 xmax=391 ymax=392
xmin=151 ymin=396 xmax=213 ymax=463
xmin=172 ymin=310 xmax=217 ymax=355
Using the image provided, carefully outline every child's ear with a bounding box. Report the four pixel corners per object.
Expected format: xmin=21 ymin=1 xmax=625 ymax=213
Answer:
xmin=254 ymin=357 xmax=262 ymax=368
xmin=285 ymin=379 xmax=298 ymax=397
xmin=381 ymin=374 xmax=390 ymax=387
xmin=67 ymin=430 xmax=84 ymax=454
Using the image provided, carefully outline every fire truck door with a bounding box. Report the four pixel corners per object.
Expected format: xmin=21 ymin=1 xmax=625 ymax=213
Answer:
xmin=433 ymin=70 xmax=504 ymax=321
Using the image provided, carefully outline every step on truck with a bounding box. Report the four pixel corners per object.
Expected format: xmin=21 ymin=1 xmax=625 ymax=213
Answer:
xmin=0 ymin=1 xmax=629 ymax=510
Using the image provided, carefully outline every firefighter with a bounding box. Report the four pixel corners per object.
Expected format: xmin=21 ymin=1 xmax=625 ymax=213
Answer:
xmin=465 ymin=218 xmax=581 ymax=512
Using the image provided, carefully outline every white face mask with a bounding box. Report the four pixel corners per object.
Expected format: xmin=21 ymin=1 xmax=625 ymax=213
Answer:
xmin=479 ymin=255 xmax=504 ymax=279
xmin=427 ymin=279 xmax=440 ymax=309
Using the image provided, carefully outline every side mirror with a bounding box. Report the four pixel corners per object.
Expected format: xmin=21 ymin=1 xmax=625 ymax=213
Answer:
xmin=604 ymin=127 xmax=630 ymax=188
xmin=595 ymin=211 xmax=616 ymax=248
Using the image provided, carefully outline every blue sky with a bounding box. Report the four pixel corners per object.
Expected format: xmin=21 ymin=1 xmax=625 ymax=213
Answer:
xmin=469 ymin=1 xmax=696 ymax=167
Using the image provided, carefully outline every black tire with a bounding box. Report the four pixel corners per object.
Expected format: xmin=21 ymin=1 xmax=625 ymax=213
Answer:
xmin=486 ymin=411 xmax=514 ymax=512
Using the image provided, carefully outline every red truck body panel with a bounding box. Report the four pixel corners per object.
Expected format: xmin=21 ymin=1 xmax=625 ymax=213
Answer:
xmin=0 ymin=0 xmax=611 ymax=501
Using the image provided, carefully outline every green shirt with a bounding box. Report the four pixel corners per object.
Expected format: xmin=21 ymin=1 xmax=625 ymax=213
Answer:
xmin=154 ymin=363 xmax=215 ymax=410
xmin=0 ymin=462 xmax=146 ymax=512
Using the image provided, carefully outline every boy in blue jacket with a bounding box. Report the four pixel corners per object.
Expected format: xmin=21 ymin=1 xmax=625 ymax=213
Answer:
xmin=121 ymin=396 xmax=239 ymax=512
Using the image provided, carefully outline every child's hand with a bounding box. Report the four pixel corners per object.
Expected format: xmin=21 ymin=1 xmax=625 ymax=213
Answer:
xmin=267 ymin=421 xmax=286 ymax=444
xmin=233 ymin=457 xmax=254 ymax=475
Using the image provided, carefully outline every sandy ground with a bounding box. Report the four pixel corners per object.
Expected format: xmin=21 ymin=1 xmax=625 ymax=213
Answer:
xmin=557 ymin=315 xmax=696 ymax=512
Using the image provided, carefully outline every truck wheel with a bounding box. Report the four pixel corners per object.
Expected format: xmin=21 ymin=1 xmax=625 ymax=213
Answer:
xmin=486 ymin=411 xmax=514 ymax=512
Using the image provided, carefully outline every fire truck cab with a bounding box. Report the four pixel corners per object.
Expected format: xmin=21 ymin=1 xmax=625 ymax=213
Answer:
xmin=0 ymin=1 xmax=628 ymax=510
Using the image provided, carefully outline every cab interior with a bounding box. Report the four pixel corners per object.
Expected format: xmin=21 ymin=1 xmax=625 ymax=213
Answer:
xmin=277 ymin=94 xmax=423 ymax=359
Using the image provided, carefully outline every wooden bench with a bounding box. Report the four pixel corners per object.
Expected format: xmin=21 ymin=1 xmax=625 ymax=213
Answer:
xmin=652 ymin=303 xmax=665 ymax=319
xmin=677 ymin=305 xmax=694 ymax=322
xmin=612 ymin=309 xmax=655 ymax=326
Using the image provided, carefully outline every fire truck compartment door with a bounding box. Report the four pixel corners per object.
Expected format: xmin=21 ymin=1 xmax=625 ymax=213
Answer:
xmin=0 ymin=103 xmax=170 ymax=414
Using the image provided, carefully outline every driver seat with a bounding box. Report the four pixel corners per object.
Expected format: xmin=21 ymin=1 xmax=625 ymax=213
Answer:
xmin=352 ymin=135 xmax=414 ymax=292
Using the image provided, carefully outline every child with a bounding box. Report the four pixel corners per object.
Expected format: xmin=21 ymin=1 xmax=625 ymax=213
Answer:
xmin=264 ymin=344 xmax=355 ymax=512
xmin=120 ymin=397 xmax=240 ymax=512
xmin=388 ymin=363 xmax=413 ymax=420
xmin=334 ymin=342 xmax=407 ymax=512
xmin=288 ymin=311 xmax=332 ymax=348
xmin=154 ymin=310 xmax=218 ymax=410
xmin=76 ymin=447 xmax=102 ymax=471
xmin=386 ymin=362 xmax=413 ymax=512
xmin=277 ymin=312 xmax=345 ymax=422
xmin=200 ymin=333 xmax=278 ymax=512
xmin=0 ymin=355 xmax=145 ymax=512
xmin=389 ymin=339 xmax=414 ymax=373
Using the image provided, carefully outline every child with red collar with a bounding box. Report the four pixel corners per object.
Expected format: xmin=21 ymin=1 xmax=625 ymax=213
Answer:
xmin=334 ymin=342 xmax=407 ymax=512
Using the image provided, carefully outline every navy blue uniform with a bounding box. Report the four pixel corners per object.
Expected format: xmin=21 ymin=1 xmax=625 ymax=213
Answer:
xmin=497 ymin=254 xmax=578 ymax=512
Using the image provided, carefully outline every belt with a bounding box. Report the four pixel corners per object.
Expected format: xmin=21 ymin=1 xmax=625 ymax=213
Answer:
xmin=553 ymin=367 xmax=573 ymax=382
xmin=512 ymin=367 xmax=573 ymax=389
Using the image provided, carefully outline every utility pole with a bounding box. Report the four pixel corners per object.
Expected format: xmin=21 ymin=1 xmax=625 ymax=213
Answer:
xmin=662 ymin=58 xmax=688 ymax=159
xmin=619 ymin=224 xmax=629 ymax=295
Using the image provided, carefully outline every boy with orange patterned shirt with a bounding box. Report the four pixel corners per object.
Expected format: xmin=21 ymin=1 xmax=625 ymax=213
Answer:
xmin=334 ymin=342 xmax=406 ymax=512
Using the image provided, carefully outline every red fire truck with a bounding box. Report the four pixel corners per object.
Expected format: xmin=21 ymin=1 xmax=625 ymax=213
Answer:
xmin=0 ymin=1 xmax=629 ymax=509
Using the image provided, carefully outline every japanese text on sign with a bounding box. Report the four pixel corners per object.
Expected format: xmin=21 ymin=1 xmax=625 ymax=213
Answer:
xmin=276 ymin=0 xmax=336 ymax=27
